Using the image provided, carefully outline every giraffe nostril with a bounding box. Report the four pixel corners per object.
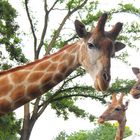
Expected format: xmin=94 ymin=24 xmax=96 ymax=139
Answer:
xmin=98 ymin=115 xmax=105 ymax=123
xmin=99 ymin=115 xmax=103 ymax=119
xmin=99 ymin=116 xmax=103 ymax=119
xmin=102 ymin=72 xmax=110 ymax=82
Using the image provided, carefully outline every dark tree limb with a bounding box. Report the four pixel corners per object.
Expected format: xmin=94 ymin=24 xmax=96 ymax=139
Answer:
xmin=25 ymin=0 xmax=37 ymax=59
xmin=36 ymin=0 xmax=49 ymax=58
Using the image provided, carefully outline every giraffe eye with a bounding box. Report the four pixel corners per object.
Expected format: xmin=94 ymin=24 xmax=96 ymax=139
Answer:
xmin=115 ymin=108 xmax=121 ymax=111
xmin=135 ymin=84 xmax=140 ymax=90
xmin=87 ymin=43 xmax=96 ymax=49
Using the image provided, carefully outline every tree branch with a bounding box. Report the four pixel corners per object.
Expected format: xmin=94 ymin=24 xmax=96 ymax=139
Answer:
xmin=69 ymin=0 xmax=88 ymax=14
xmin=45 ymin=11 xmax=70 ymax=54
xmin=64 ymin=34 xmax=77 ymax=45
xmin=45 ymin=0 xmax=89 ymax=54
xmin=36 ymin=0 xmax=49 ymax=58
xmin=48 ymin=0 xmax=59 ymax=13
xmin=50 ymin=93 xmax=105 ymax=103
xmin=58 ymin=70 xmax=84 ymax=90
xmin=25 ymin=0 xmax=37 ymax=58
xmin=31 ymin=97 xmax=41 ymax=119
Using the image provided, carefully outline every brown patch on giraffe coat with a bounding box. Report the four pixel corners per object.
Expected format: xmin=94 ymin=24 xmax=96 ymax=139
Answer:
xmin=10 ymin=85 xmax=25 ymax=101
xmin=0 ymin=99 xmax=11 ymax=112
xmin=40 ymin=82 xmax=55 ymax=93
xmin=0 ymin=76 xmax=9 ymax=85
xmin=67 ymin=44 xmax=77 ymax=53
xmin=57 ymin=62 xmax=67 ymax=73
xmin=0 ymin=84 xmax=13 ymax=97
xmin=47 ymin=64 xmax=58 ymax=72
xmin=11 ymin=71 xmax=29 ymax=84
xmin=27 ymin=71 xmax=44 ymax=83
xmin=34 ymin=61 xmax=50 ymax=71
xmin=53 ymin=73 xmax=64 ymax=83
xmin=25 ymin=65 xmax=34 ymax=70
xmin=67 ymin=55 xmax=75 ymax=65
xmin=59 ymin=53 xmax=69 ymax=61
xmin=51 ymin=54 xmax=61 ymax=62
xmin=40 ymin=73 xmax=53 ymax=84
xmin=65 ymin=68 xmax=73 ymax=77
xmin=26 ymin=84 xmax=42 ymax=99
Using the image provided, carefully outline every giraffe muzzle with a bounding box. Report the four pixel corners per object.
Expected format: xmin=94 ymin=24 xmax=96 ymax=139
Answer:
xmin=94 ymin=71 xmax=110 ymax=91
xmin=102 ymin=72 xmax=110 ymax=82
xmin=98 ymin=116 xmax=105 ymax=124
xmin=130 ymin=88 xmax=140 ymax=99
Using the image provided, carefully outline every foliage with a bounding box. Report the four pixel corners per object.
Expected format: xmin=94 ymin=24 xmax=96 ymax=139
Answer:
xmin=0 ymin=0 xmax=27 ymax=67
xmin=0 ymin=0 xmax=24 ymax=139
xmin=54 ymin=122 xmax=132 ymax=140
xmin=0 ymin=112 xmax=21 ymax=140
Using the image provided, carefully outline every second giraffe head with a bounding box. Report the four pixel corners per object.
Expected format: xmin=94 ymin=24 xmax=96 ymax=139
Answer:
xmin=75 ymin=13 xmax=125 ymax=91
xmin=130 ymin=67 xmax=140 ymax=99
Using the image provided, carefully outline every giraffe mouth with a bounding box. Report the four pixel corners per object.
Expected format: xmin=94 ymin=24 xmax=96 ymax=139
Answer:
xmin=130 ymin=89 xmax=140 ymax=99
xmin=94 ymin=71 xmax=110 ymax=91
xmin=94 ymin=76 xmax=109 ymax=91
xmin=98 ymin=117 xmax=105 ymax=124
xmin=133 ymin=94 xmax=140 ymax=99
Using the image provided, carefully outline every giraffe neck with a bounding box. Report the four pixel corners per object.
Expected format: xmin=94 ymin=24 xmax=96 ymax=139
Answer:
xmin=115 ymin=116 xmax=126 ymax=140
xmin=0 ymin=42 xmax=82 ymax=115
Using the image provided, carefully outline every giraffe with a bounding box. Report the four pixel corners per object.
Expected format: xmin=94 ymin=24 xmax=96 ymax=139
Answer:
xmin=98 ymin=93 xmax=129 ymax=140
xmin=130 ymin=67 xmax=140 ymax=99
xmin=0 ymin=13 xmax=125 ymax=116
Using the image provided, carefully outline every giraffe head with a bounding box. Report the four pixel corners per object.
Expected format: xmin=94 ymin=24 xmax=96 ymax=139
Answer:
xmin=130 ymin=67 xmax=140 ymax=99
xmin=98 ymin=93 xmax=129 ymax=123
xmin=75 ymin=13 xmax=125 ymax=91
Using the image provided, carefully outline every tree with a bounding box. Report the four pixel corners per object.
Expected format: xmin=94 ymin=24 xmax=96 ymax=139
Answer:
xmin=0 ymin=0 xmax=24 ymax=139
xmin=0 ymin=112 xmax=21 ymax=140
xmin=54 ymin=122 xmax=132 ymax=140
xmin=0 ymin=0 xmax=27 ymax=67
xmin=7 ymin=0 xmax=140 ymax=140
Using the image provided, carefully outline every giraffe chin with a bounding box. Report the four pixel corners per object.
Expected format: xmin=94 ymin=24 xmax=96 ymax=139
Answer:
xmin=98 ymin=118 xmax=105 ymax=124
xmin=130 ymin=89 xmax=140 ymax=99
xmin=132 ymin=93 xmax=140 ymax=99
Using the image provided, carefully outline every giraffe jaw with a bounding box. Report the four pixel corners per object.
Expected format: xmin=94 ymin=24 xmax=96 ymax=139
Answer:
xmin=130 ymin=89 xmax=140 ymax=99
xmin=93 ymin=71 xmax=110 ymax=91
xmin=98 ymin=117 xmax=105 ymax=124
xmin=94 ymin=78 xmax=109 ymax=91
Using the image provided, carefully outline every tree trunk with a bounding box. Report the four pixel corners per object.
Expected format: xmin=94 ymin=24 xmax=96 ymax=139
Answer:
xmin=20 ymin=103 xmax=30 ymax=140
xmin=20 ymin=103 xmax=39 ymax=140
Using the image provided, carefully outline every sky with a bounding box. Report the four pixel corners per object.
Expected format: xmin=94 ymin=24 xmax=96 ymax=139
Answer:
xmin=8 ymin=0 xmax=140 ymax=139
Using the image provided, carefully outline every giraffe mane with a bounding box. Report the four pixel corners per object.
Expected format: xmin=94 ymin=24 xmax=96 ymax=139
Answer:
xmin=0 ymin=43 xmax=76 ymax=76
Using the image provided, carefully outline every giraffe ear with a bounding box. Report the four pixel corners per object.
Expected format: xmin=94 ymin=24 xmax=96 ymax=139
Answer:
xmin=74 ymin=20 xmax=88 ymax=38
xmin=132 ymin=67 xmax=140 ymax=76
xmin=132 ymin=67 xmax=140 ymax=80
xmin=124 ymin=100 xmax=129 ymax=110
xmin=114 ymin=42 xmax=125 ymax=52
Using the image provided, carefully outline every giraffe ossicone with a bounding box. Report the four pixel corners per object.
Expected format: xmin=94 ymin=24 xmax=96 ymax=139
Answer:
xmin=0 ymin=13 xmax=125 ymax=115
